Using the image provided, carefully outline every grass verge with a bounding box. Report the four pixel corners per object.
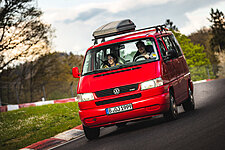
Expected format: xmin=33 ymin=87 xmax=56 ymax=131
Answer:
xmin=0 ymin=102 xmax=81 ymax=150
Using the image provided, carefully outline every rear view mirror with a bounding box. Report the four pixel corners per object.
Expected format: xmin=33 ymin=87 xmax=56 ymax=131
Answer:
xmin=72 ymin=67 xmax=80 ymax=78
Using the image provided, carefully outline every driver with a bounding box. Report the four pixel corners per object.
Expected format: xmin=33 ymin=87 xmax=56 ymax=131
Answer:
xmin=133 ymin=41 xmax=155 ymax=61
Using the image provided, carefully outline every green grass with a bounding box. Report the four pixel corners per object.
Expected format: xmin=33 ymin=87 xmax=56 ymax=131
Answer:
xmin=0 ymin=102 xmax=81 ymax=150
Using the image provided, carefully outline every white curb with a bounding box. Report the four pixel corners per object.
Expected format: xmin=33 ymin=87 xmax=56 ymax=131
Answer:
xmin=54 ymin=129 xmax=84 ymax=141
xmin=193 ymin=79 xmax=207 ymax=84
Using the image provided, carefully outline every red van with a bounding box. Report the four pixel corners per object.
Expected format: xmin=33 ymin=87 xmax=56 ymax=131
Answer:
xmin=72 ymin=19 xmax=195 ymax=140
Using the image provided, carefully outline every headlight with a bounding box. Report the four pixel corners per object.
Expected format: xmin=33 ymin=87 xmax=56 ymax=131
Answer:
xmin=77 ymin=93 xmax=94 ymax=102
xmin=141 ymin=80 xmax=155 ymax=90
xmin=141 ymin=77 xmax=163 ymax=90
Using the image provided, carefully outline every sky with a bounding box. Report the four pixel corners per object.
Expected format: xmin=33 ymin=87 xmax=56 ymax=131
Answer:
xmin=37 ymin=0 xmax=225 ymax=55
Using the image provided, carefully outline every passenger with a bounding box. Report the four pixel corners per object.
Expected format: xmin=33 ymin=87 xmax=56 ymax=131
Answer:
xmin=104 ymin=54 xmax=120 ymax=68
xmin=133 ymin=41 xmax=156 ymax=61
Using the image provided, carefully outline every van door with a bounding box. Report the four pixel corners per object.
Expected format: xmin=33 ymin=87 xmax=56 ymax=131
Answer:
xmin=161 ymin=36 xmax=183 ymax=103
xmin=157 ymin=38 xmax=172 ymax=82
xmin=169 ymin=34 xmax=189 ymax=102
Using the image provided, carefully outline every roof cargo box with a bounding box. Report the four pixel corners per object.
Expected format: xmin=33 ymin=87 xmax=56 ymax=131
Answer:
xmin=93 ymin=19 xmax=136 ymax=39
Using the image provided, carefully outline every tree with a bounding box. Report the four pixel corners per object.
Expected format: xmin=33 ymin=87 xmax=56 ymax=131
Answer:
xmin=0 ymin=52 xmax=84 ymax=104
xmin=188 ymin=27 xmax=219 ymax=76
xmin=0 ymin=0 xmax=53 ymax=71
xmin=208 ymin=8 xmax=225 ymax=52
xmin=165 ymin=19 xmax=178 ymax=31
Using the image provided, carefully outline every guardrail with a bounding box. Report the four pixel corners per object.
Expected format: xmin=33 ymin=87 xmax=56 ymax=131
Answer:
xmin=0 ymin=97 xmax=77 ymax=113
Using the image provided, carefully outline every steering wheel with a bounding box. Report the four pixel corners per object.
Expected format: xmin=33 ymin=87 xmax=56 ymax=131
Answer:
xmin=118 ymin=57 xmax=126 ymax=64
xmin=134 ymin=55 xmax=147 ymax=62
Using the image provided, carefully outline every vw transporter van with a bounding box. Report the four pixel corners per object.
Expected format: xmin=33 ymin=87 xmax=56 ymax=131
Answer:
xmin=72 ymin=19 xmax=195 ymax=140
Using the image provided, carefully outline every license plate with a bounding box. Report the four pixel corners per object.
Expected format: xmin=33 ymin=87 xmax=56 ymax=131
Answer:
xmin=106 ymin=103 xmax=133 ymax=115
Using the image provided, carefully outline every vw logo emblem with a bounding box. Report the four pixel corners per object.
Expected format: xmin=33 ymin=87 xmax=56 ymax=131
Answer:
xmin=113 ymin=88 xmax=120 ymax=95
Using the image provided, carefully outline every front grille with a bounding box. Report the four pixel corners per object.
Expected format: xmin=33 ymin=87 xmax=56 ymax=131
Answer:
xmin=95 ymin=83 xmax=139 ymax=98
xmin=95 ymin=93 xmax=141 ymax=106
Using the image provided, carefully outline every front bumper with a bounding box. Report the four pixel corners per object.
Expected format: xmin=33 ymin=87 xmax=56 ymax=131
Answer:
xmin=79 ymin=86 xmax=170 ymax=128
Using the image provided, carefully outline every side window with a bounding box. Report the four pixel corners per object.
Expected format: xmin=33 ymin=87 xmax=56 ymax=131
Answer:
xmin=170 ymin=34 xmax=182 ymax=56
xmin=106 ymin=48 xmax=111 ymax=55
xmin=83 ymin=52 xmax=92 ymax=73
xmin=95 ymin=49 xmax=104 ymax=69
xmin=157 ymin=38 xmax=167 ymax=57
xmin=162 ymin=36 xmax=175 ymax=51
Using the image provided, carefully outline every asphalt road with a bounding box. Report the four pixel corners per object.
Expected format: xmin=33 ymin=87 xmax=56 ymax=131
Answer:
xmin=55 ymin=78 xmax=225 ymax=150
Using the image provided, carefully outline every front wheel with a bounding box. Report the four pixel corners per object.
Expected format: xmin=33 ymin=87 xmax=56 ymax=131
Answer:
xmin=83 ymin=125 xmax=100 ymax=140
xmin=164 ymin=92 xmax=178 ymax=121
xmin=182 ymin=87 xmax=195 ymax=112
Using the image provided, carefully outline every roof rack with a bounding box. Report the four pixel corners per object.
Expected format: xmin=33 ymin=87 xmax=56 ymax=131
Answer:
xmin=92 ymin=19 xmax=167 ymax=44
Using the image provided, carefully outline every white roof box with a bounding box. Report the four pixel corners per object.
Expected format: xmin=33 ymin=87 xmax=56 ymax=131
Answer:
xmin=93 ymin=19 xmax=136 ymax=39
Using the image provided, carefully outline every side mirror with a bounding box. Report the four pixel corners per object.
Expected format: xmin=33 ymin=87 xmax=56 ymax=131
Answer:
xmin=72 ymin=67 xmax=80 ymax=78
xmin=166 ymin=49 xmax=178 ymax=59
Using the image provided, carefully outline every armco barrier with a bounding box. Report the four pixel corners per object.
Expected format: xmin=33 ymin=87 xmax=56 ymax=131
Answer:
xmin=35 ymin=100 xmax=54 ymax=106
xmin=7 ymin=105 xmax=19 ymax=111
xmin=0 ymin=97 xmax=76 ymax=113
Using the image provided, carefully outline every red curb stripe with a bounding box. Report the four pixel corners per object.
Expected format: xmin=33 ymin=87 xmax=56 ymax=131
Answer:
xmin=0 ymin=106 xmax=7 ymax=112
xmin=73 ymin=124 xmax=83 ymax=130
xmin=54 ymin=98 xmax=75 ymax=104
xmin=25 ymin=138 xmax=66 ymax=150
xmin=19 ymin=103 xmax=36 ymax=108
xmin=206 ymin=79 xmax=213 ymax=82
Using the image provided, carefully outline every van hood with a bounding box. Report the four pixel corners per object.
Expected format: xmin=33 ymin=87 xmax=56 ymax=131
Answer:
xmin=77 ymin=61 xmax=161 ymax=94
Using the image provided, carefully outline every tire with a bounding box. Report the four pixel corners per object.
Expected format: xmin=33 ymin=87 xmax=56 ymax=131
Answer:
xmin=116 ymin=122 xmax=127 ymax=128
xmin=83 ymin=125 xmax=100 ymax=140
xmin=182 ymin=86 xmax=195 ymax=112
xmin=164 ymin=92 xmax=178 ymax=121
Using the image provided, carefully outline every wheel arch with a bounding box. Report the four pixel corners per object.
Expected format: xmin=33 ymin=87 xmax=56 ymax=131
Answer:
xmin=169 ymin=86 xmax=174 ymax=96
xmin=188 ymin=79 xmax=194 ymax=93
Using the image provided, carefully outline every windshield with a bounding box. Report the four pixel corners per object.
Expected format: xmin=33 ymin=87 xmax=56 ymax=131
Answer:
xmin=82 ymin=38 xmax=159 ymax=76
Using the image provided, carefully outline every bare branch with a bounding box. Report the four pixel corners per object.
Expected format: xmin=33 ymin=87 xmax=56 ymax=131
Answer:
xmin=0 ymin=0 xmax=54 ymax=71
